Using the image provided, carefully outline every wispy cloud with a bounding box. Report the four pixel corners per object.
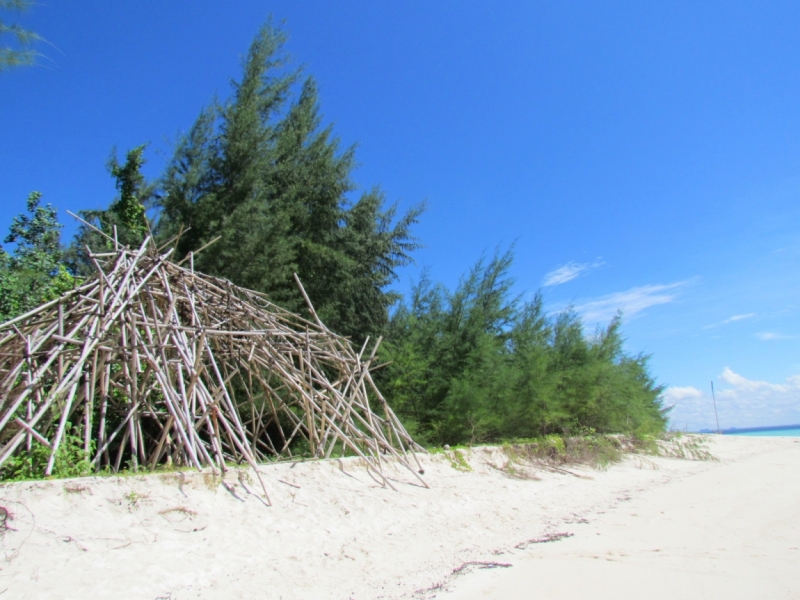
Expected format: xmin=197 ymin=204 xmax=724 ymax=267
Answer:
xmin=573 ymin=281 xmax=687 ymax=324
xmin=666 ymin=368 xmax=800 ymax=431
xmin=663 ymin=386 xmax=704 ymax=403
xmin=703 ymin=313 xmax=756 ymax=330
xmin=755 ymin=332 xmax=795 ymax=341
xmin=724 ymin=313 xmax=756 ymax=324
xmin=542 ymin=259 xmax=603 ymax=287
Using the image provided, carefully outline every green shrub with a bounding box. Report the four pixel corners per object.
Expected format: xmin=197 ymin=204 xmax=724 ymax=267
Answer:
xmin=379 ymin=250 xmax=669 ymax=446
xmin=1 ymin=431 xmax=94 ymax=482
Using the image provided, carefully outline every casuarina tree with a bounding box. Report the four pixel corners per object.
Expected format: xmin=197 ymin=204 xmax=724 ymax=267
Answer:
xmin=155 ymin=21 xmax=422 ymax=342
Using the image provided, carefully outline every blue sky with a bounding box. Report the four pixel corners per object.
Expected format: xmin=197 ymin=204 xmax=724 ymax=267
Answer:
xmin=2 ymin=1 xmax=799 ymax=431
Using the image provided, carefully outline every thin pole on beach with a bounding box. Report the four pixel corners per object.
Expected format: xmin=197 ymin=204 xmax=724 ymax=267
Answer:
xmin=711 ymin=381 xmax=721 ymax=434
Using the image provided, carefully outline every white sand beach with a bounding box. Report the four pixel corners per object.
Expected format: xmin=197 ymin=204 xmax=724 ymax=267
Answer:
xmin=442 ymin=435 xmax=800 ymax=600
xmin=0 ymin=435 xmax=797 ymax=599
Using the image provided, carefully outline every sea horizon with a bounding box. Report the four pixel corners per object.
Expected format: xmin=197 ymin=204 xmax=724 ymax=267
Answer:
xmin=695 ymin=424 xmax=800 ymax=437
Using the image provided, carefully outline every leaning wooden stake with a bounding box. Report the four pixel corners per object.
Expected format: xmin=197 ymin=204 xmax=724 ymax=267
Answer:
xmin=0 ymin=238 xmax=426 ymax=500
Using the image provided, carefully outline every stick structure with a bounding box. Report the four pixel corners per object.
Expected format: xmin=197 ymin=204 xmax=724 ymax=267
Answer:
xmin=0 ymin=238 xmax=427 ymax=499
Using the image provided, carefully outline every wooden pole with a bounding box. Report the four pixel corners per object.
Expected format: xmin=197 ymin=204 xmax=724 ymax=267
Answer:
xmin=0 ymin=243 xmax=426 ymax=495
xmin=711 ymin=381 xmax=721 ymax=434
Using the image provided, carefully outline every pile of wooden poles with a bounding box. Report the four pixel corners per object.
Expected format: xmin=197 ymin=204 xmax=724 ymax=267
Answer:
xmin=0 ymin=236 xmax=426 ymax=502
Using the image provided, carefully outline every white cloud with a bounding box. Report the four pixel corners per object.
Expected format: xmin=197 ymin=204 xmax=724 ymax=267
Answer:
xmin=573 ymin=281 xmax=687 ymax=324
xmin=724 ymin=313 xmax=756 ymax=324
xmin=755 ymin=332 xmax=794 ymax=341
xmin=666 ymin=368 xmax=800 ymax=431
xmin=703 ymin=313 xmax=757 ymax=330
xmin=542 ymin=259 xmax=603 ymax=287
xmin=663 ymin=386 xmax=704 ymax=403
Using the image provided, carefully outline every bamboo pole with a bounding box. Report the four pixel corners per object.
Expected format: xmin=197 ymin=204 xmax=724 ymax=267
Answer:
xmin=0 ymin=242 xmax=425 ymax=496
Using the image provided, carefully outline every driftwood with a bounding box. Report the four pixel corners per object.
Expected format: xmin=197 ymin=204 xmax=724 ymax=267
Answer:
xmin=0 ymin=236 xmax=427 ymax=502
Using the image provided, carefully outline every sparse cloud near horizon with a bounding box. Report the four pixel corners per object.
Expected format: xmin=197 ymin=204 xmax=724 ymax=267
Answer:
xmin=573 ymin=281 xmax=688 ymax=324
xmin=665 ymin=368 xmax=800 ymax=431
xmin=542 ymin=259 xmax=603 ymax=287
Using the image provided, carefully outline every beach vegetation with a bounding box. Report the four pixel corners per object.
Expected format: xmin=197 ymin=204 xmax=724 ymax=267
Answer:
xmin=378 ymin=249 xmax=669 ymax=447
xmin=0 ymin=192 xmax=76 ymax=323
xmin=1 ymin=19 xmax=672 ymax=483
xmin=498 ymin=434 xmax=623 ymax=470
xmin=446 ymin=449 xmax=472 ymax=472
xmin=67 ymin=145 xmax=155 ymax=275
xmin=652 ymin=433 xmax=716 ymax=461
xmin=146 ymin=21 xmax=423 ymax=344
xmin=0 ymin=429 xmax=93 ymax=481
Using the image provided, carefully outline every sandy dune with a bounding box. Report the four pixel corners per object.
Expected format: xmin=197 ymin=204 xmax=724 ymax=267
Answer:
xmin=0 ymin=435 xmax=795 ymax=599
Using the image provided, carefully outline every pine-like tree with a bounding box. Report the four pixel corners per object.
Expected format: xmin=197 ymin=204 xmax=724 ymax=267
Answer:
xmin=380 ymin=250 xmax=669 ymax=445
xmin=0 ymin=0 xmax=41 ymax=71
xmin=156 ymin=21 xmax=422 ymax=341
xmin=108 ymin=145 xmax=150 ymax=241
xmin=68 ymin=145 xmax=154 ymax=274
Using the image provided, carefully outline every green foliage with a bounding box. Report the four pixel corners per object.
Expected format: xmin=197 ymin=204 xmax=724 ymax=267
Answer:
xmin=0 ymin=430 xmax=94 ymax=481
xmin=155 ymin=20 xmax=422 ymax=342
xmin=0 ymin=0 xmax=40 ymax=71
xmin=446 ymin=448 xmax=472 ymax=472
xmin=379 ymin=249 xmax=669 ymax=446
xmin=108 ymin=145 xmax=150 ymax=240
xmin=14 ymin=18 xmax=670 ymax=480
xmin=68 ymin=145 xmax=154 ymax=274
xmin=0 ymin=192 xmax=76 ymax=322
xmin=498 ymin=434 xmax=624 ymax=472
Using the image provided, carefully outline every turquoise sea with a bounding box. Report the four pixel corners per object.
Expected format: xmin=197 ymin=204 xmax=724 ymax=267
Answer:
xmin=726 ymin=427 xmax=800 ymax=437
